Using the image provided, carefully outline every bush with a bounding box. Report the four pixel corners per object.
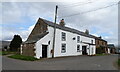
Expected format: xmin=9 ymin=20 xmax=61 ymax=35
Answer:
xmin=8 ymin=54 xmax=38 ymax=61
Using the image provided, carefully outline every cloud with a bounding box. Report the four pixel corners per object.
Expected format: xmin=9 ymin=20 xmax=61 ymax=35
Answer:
xmin=57 ymin=0 xmax=118 ymax=45
xmin=2 ymin=24 xmax=35 ymax=41
xmin=2 ymin=2 xmax=24 ymax=24
xmin=1 ymin=1 xmax=119 ymax=46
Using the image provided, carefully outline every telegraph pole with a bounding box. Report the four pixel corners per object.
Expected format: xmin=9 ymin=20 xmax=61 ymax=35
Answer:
xmin=52 ymin=5 xmax=58 ymax=58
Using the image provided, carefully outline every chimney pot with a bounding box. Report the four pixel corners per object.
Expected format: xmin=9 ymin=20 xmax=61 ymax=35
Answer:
xmin=59 ymin=19 xmax=65 ymax=26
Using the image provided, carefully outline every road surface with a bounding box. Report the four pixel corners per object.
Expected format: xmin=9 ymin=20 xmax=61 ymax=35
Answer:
xmin=2 ymin=54 xmax=118 ymax=70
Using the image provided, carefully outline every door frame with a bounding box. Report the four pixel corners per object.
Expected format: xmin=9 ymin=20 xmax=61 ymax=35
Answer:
xmin=42 ymin=44 xmax=48 ymax=58
xmin=82 ymin=45 xmax=87 ymax=55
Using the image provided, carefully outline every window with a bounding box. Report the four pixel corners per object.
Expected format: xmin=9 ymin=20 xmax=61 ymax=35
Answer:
xmin=97 ymin=40 xmax=99 ymax=44
xmin=91 ymin=40 xmax=93 ymax=44
xmin=61 ymin=44 xmax=66 ymax=53
xmin=62 ymin=32 xmax=66 ymax=41
xmin=102 ymin=42 xmax=104 ymax=45
xmin=77 ymin=36 xmax=80 ymax=43
xmin=77 ymin=45 xmax=80 ymax=52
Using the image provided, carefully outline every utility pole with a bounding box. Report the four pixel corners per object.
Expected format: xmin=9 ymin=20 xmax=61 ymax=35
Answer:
xmin=52 ymin=5 xmax=58 ymax=58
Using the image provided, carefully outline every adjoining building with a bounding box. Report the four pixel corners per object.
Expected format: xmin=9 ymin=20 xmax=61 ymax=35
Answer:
xmin=21 ymin=18 xmax=97 ymax=59
xmin=107 ymin=44 xmax=116 ymax=54
xmin=91 ymin=36 xmax=108 ymax=54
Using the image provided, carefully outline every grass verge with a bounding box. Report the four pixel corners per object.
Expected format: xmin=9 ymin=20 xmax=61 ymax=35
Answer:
xmin=118 ymin=59 xmax=120 ymax=67
xmin=0 ymin=51 xmax=2 ymax=55
xmin=0 ymin=51 xmax=16 ymax=55
xmin=96 ymin=53 xmax=109 ymax=56
xmin=8 ymin=54 xmax=39 ymax=61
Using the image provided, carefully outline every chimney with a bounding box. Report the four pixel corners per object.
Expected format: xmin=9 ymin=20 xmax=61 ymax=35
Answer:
xmin=85 ymin=29 xmax=89 ymax=35
xmin=99 ymin=36 xmax=102 ymax=39
xmin=59 ymin=19 xmax=65 ymax=26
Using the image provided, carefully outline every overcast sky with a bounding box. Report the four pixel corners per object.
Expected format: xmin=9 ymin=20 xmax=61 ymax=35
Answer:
xmin=1 ymin=0 xmax=119 ymax=46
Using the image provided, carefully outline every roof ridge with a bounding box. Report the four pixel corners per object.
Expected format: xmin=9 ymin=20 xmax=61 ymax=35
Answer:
xmin=39 ymin=18 xmax=87 ymax=34
xmin=38 ymin=17 xmax=107 ymax=41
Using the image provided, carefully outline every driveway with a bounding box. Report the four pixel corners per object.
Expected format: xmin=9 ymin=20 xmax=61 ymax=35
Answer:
xmin=2 ymin=54 xmax=118 ymax=70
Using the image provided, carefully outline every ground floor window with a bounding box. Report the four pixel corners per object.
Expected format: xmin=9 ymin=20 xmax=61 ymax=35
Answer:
xmin=77 ymin=45 xmax=80 ymax=52
xmin=61 ymin=44 xmax=66 ymax=53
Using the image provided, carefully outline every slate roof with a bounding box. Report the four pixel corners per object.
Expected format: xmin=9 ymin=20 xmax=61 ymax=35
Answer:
xmin=107 ymin=44 xmax=115 ymax=48
xmin=42 ymin=18 xmax=94 ymax=38
xmin=24 ymin=18 xmax=107 ymax=43
xmin=25 ymin=32 xmax=49 ymax=43
xmin=41 ymin=18 xmax=106 ymax=42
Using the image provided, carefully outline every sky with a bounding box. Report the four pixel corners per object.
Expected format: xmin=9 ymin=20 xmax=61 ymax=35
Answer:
xmin=1 ymin=0 xmax=119 ymax=46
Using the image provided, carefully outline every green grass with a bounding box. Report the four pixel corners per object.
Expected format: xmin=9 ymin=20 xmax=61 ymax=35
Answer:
xmin=96 ymin=53 xmax=109 ymax=56
xmin=0 ymin=51 xmax=2 ymax=55
xmin=118 ymin=59 xmax=120 ymax=66
xmin=8 ymin=54 xmax=39 ymax=61
xmin=0 ymin=51 xmax=16 ymax=55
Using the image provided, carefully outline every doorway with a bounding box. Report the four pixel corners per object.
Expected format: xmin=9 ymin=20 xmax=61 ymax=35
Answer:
xmin=82 ymin=46 xmax=87 ymax=55
xmin=42 ymin=45 xmax=47 ymax=58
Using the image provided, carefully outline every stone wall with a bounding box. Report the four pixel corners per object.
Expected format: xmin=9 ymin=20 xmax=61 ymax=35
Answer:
xmin=22 ymin=43 xmax=35 ymax=56
xmin=95 ymin=39 xmax=108 ymax=53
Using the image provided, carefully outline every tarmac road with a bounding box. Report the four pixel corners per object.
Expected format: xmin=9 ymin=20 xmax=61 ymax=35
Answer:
xmin=2 ymin=54 xmax=118 ymax=70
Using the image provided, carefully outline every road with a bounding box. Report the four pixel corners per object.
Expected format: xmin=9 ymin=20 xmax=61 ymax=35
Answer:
xmin=2 ymin=54 xmax=118 ymax=70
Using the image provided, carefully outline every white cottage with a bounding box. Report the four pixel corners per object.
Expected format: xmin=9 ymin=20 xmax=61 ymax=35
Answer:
xmin=22 ymin=18 xmax=96 ymax=59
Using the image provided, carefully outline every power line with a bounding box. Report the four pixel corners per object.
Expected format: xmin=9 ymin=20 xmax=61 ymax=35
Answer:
xmin=58 ymin=3 xmax=118 ymax=18
xmin=59 ymin=1 xmax=90 ymax=7
xmin=59 ymin=1 xmax=90 ymax=8
xmin=59 ymin=0 xmax=96 ymax=11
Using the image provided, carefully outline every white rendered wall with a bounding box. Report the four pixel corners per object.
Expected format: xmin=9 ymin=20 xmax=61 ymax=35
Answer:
xmin=35 ymin=26 xmax=96 ymax=59
xmin=108 ymin=48 xmax=110 ymax=54
xmin=54 ymin=28 xmax=96 ymax=57
xmin=35 ymin=26 xmax=54 ymax=59
xmin=80 ymin=35 xmax=96 ymax=55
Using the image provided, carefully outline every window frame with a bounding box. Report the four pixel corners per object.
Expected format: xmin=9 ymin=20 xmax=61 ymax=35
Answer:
xmin=77 ymin=45 xmax=80 ymax=52
xmin=77 ymin=36 xmax=80 ymax=43
xmin=61 ymin=32 xmax=66 ymax=41
xmin=61 ymin=43 xmax=66 ymax=53
xmin=91 ymin=40 xmax=93 ymax=44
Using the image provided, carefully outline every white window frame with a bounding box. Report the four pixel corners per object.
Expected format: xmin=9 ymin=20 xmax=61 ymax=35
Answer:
xmin=61 ymin=43 xmax=66 ymax=53
xmin=77 ymin=36 xmax=80 ymax=43
xmin=62 ymin=32 xmax=66 ymax=41
xmin=77 ymin=45 xmax=80 ymax=52
xmin=91 ymin=40 xmax=93 ymax=44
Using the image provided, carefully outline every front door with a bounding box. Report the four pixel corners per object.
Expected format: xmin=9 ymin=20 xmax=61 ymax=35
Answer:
xmin=82 ymin=46 xmax=87 ymax=55
xmin=42 ymin=45 xmax=47 ymax=58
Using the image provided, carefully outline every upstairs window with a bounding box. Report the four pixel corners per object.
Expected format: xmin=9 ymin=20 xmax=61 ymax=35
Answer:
xmin=61 ymin=44 xmax=66 ymax=53
xmin=77 ymin=45 xmax=80 ymax=52
xmin=77 ymin=36 xmax=80 ymax=43
xmin=91 ymin=40 xmax=93 ymax=44
xmin=62 ymin=32 xmax=66 ymax=41
xmin=97 ymin=40 xmax=99 ymax=44
xmin=102 ymin=42 xmax=104 ymax=45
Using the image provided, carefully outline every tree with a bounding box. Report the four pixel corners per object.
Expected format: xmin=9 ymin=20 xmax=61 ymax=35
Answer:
xmin=9 ymin=35 xmax=22 ymax=52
